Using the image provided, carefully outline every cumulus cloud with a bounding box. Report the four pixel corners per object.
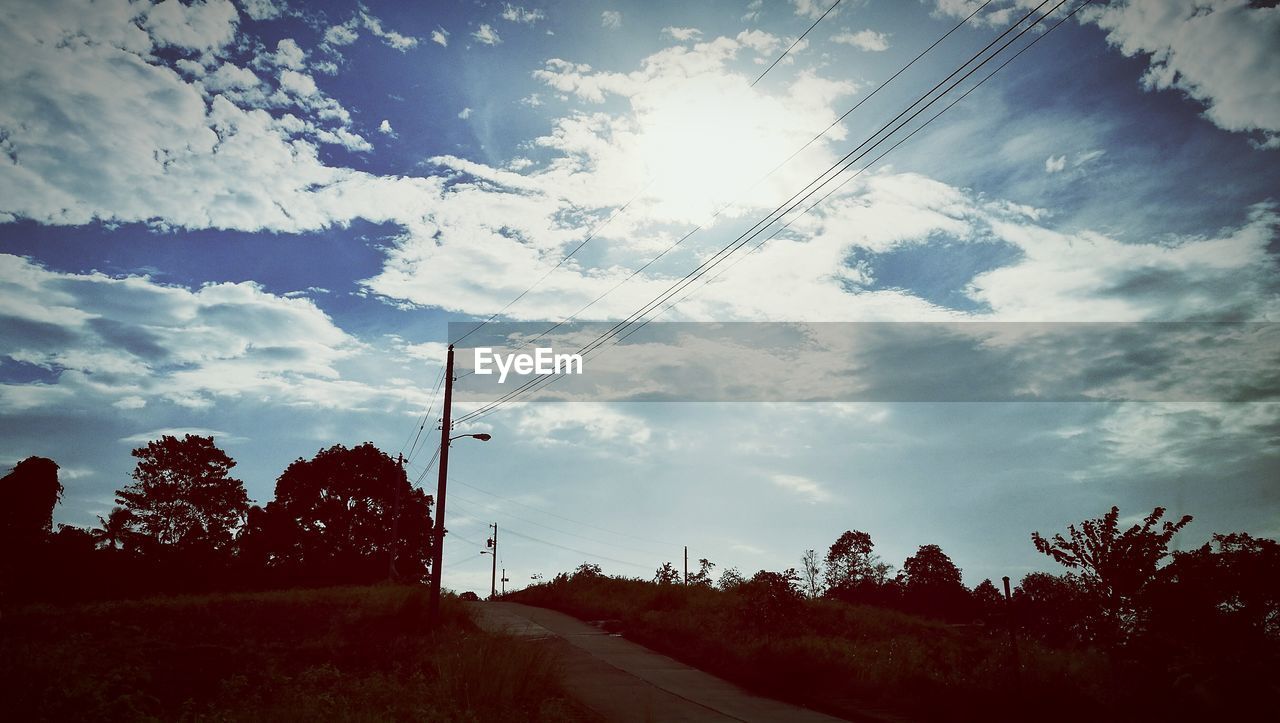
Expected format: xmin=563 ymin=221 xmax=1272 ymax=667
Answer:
xmin=0 ymin=255 xmax=420 ymax=412
xmin=831 ymin=29 xmax=890 ymax=52
xmin=359 ymin=10 xmax=419 ymax=51
xmin=378 ymin=119 xmax=395 ymax=135
xmin=241 ymin=0 xmax=286 ymax=21
xmin=458 ymin=107 xmax=473 ymax=119
xmin=790 ymin=0 xmax=837 ymax=20
xmin=431 ymin=28 xmax=448 ymax=47
xmin=1044 ymin=154 xmax=1066 ymax=173
xmin=1082 ymin=0 xmax=1280 ymax=148
xmin=601 ymin=10 xmax=622 ymax=29
xmin=472 ymin=23 xmax=501 ymax=45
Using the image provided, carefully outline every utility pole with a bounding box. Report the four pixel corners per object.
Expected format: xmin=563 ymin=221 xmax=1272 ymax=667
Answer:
xmin=427 ymin=345 xmax=455 ymax=627
xmin=684 ymin=545 xmax=688 ymax=585
xmin=501 ymin=568 xmax=509 ymax=595
xmin=489 ymin=522 xmax=499 ymax=599
xmin=389 ymin=453 xmax=403 ymax=581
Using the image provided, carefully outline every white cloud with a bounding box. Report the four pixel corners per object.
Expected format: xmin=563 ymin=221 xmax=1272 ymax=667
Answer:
xmin=1082 ymin=0 xmax=1280 ymax=148
xmin=512 ymin=404 xmax=652 ymax=451
xmin=601 ymin=10 xmax=622 ymax=29
xmin=770 ymin=473 xmax=832 ymax=503
xmin=271 ymin=38 xmax=306 ymax=69
xmin=458 ymin=107 xmax=473 ymax=119
xmin=472 ymin=23 xmax=502 ymax=45
xmin=379 ymin=119 xmax=395 ymax=135
xmin=119 ymin=428 xmax=245 ymax=445
xmin=241 ymin=0 xmax=285 ymax=21
xmin=502 ymin=4 xmax=545 ymax=24
xmin=323 ymin=20 xmax=359 ymax=47
xmin=831 ymin=29 xmax=890 ymax=52
xmin=790 ymin=0 xmax=836 ymax=20
xmin=144 ymin=0 xmax=240 ymax=55
xmin=662 ymin=26 xmax=702 ymax=41
xmin=0 ymin=255 xmax=424 ymax=412
xmin=360 ymin=10 xmax=419 ymax=51
xmin=431 ymin=27 xmax=449 ymax=47
xmin=1044 ymin=154 xmax=1066 ymax=173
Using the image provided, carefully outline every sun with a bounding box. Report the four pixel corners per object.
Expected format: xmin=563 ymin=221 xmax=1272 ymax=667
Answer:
xmin=629 ymin=75 xmax=820 ymax=224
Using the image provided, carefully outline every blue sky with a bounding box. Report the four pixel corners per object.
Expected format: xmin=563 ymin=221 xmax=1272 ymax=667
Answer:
xmin=1 ymin=0 xmax=1278 ymax=595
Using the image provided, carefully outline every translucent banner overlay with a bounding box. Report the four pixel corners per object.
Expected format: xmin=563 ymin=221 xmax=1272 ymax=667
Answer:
xmin=448 ymin=322 xmax=1280 ymax=403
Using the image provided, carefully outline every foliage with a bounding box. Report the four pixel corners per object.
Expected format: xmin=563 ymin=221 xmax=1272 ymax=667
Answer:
xmin=0 ymin=457 xmax=63 ymax=549
xmin=254 ymin=443 xmax=433 ymax=585
xmin=716 ymin=566 xmax=745 ymax=591
xmin=1033 ymin=506 xmax=1191 ymax=644
xmin=114 ymin=435 xmax=249 ymax=554
xmin=687 ymin=558 xmax=716 ymax=587
xmin=0 ymin=586 xmax=590 ymax=722
xmin=653 ymin=561 xmax=680 ymax=584
xmin=800 ymin=548 xmax=823 ymax=599
xmin=899 ymin=544 xmax=970 ymax=617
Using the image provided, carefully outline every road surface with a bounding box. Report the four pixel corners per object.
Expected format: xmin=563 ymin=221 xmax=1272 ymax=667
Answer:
xmin=468 ymin=601 xmax=885 ymax=723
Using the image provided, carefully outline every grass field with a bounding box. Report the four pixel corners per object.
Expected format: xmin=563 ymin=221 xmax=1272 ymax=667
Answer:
xmin=508 ymin=576 xmax=1118 ymax=722
xmin=0 ymin=585 xmax=595 ymax=722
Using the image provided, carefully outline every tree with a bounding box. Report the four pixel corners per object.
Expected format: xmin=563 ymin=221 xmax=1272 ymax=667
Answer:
xmin=115 ymin=436 xmax=249 ymax=554
xmin=1032 ymin=506 xmax=1191 ymax=644
xmin=1 ymin=457 xmax=62 ymax=549
xmin=801 ymin=548 xmax=824 ymax=599
xmin=717 ymin=566 xmax=746 ymax=590
xmin=687 ymin=558 xmax=716 ymax=587
xmin=972 ymin=578 xmax=1004 ymax=620
xmin=92 ymin=507 xmax=140 ymax=553
xmin=899 ymin=544 xmax=968 ymax=618
xmin=1152 ymin=532 xmax=1280 ymax=639
xmin=823 ymin=529 xmax=893 ymax=607
xmin=654 ymin=561 xmax=680 ymax=584
xmin=262 ymin=442 xmax=432 ymax=584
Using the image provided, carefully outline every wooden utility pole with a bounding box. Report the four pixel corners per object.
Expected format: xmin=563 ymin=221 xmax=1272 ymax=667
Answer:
xmin=389 ymin=453 xmax=403 ymax=581
xmin=427 ymin=345 xmax=455 ymax=627
xmin=489 ymin=523 xmax=499 ymax=599
xmin=683 ymin=545 xmax=688 ymax=585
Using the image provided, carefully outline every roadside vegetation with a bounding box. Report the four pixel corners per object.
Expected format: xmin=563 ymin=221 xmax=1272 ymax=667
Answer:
xmin=1 ymin=585 xmax=593 ymax=722
xmin=509 ymin=507 xmax=1279 ymax=722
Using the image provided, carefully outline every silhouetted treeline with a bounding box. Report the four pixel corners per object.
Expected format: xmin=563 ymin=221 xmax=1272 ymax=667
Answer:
xmin=0 ymin=435 xmax=433 ymax=602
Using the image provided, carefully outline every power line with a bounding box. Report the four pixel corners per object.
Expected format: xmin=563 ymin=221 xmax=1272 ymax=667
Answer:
xmin=650 ymin=0 xmax=1095 ymax=325
xmin=482 ymin=1 xmax=995 ymax=356
xmin=751 ymin=0 xmax=844 ymax=87
xmin=454 ymin=0 xmax=1061 ymax=424
xmin=453 ymin=477 xmax=680 ymax=547
xmin=403 ymin=367 xmax=446 ymax=463
xmin=446 ymin=0 xmax=857 ymax=347
xmin=501 ymin=527 xmax=651 ymax=570
xmin=449 ymin=490 xmax=675 ymax=557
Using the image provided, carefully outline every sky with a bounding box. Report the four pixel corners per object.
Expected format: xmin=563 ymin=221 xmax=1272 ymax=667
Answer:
xmin=1 ymin=0 xmax=1278 ymax=596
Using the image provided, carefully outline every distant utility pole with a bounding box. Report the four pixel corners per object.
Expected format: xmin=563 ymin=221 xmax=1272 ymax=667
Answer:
xmin=684 ymin=545 xmax=688 ymax=585
xmin=501 ymin=568 xmax=509 ymax=595
xmin=489 ymin=523 xmax=499 ymax=599
xmin=427 ymin=345 xmax=456 ymax=626
xmin=389 ymin=453 xmax=403 ymax=581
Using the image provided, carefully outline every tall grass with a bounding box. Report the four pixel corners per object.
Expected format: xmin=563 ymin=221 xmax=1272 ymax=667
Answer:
xmin=509 ymin=576 xmax=1115 ymax=722
xmin=1 ymin=585 xmax=593 ymax=722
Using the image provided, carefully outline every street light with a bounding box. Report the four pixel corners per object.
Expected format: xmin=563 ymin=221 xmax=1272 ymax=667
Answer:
xmin=427 ymin=415 xmax=493 ymax=626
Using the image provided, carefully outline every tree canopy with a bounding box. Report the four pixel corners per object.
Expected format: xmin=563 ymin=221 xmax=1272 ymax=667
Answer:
xmin=114 ymin=435 xmax=249 ymax=554
xmin=256 ymin=442 xmax=432 ymax=584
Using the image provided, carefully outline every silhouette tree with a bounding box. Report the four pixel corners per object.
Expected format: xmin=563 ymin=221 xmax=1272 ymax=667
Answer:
xmin=262 ymin=442 xmax=432 ymax=584
xmin=1012 ymin=572 xmax=1092 ymax=646
xmin=1032 ymin=506 xmax=1191 ymax=645
xmin=800 ymin=548 xmax=824 ymax=599
xmin=972 ymin=578 xmax=1004 ymax=620
xmin=1 ymin=457 xmax=62 ymax=550
xmin=899 ymin=544 xmax=968 ymax=618
xmin=824 ymin=529 xmax=893 ymax=605
xmin=654 ymin=561 xmax=681 ymax=584
xmin=687 ymin=558 xmax=716 ymax=587
xmin=1152 ymin=532 xmax=1280 ymax=639
xmin=115 ymin=435 xmax=249 ymax=554
xmin=717 ymin=566 xmax=746 ymax=591
xmin=92 ymin=507 xmax=140 ymax=552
